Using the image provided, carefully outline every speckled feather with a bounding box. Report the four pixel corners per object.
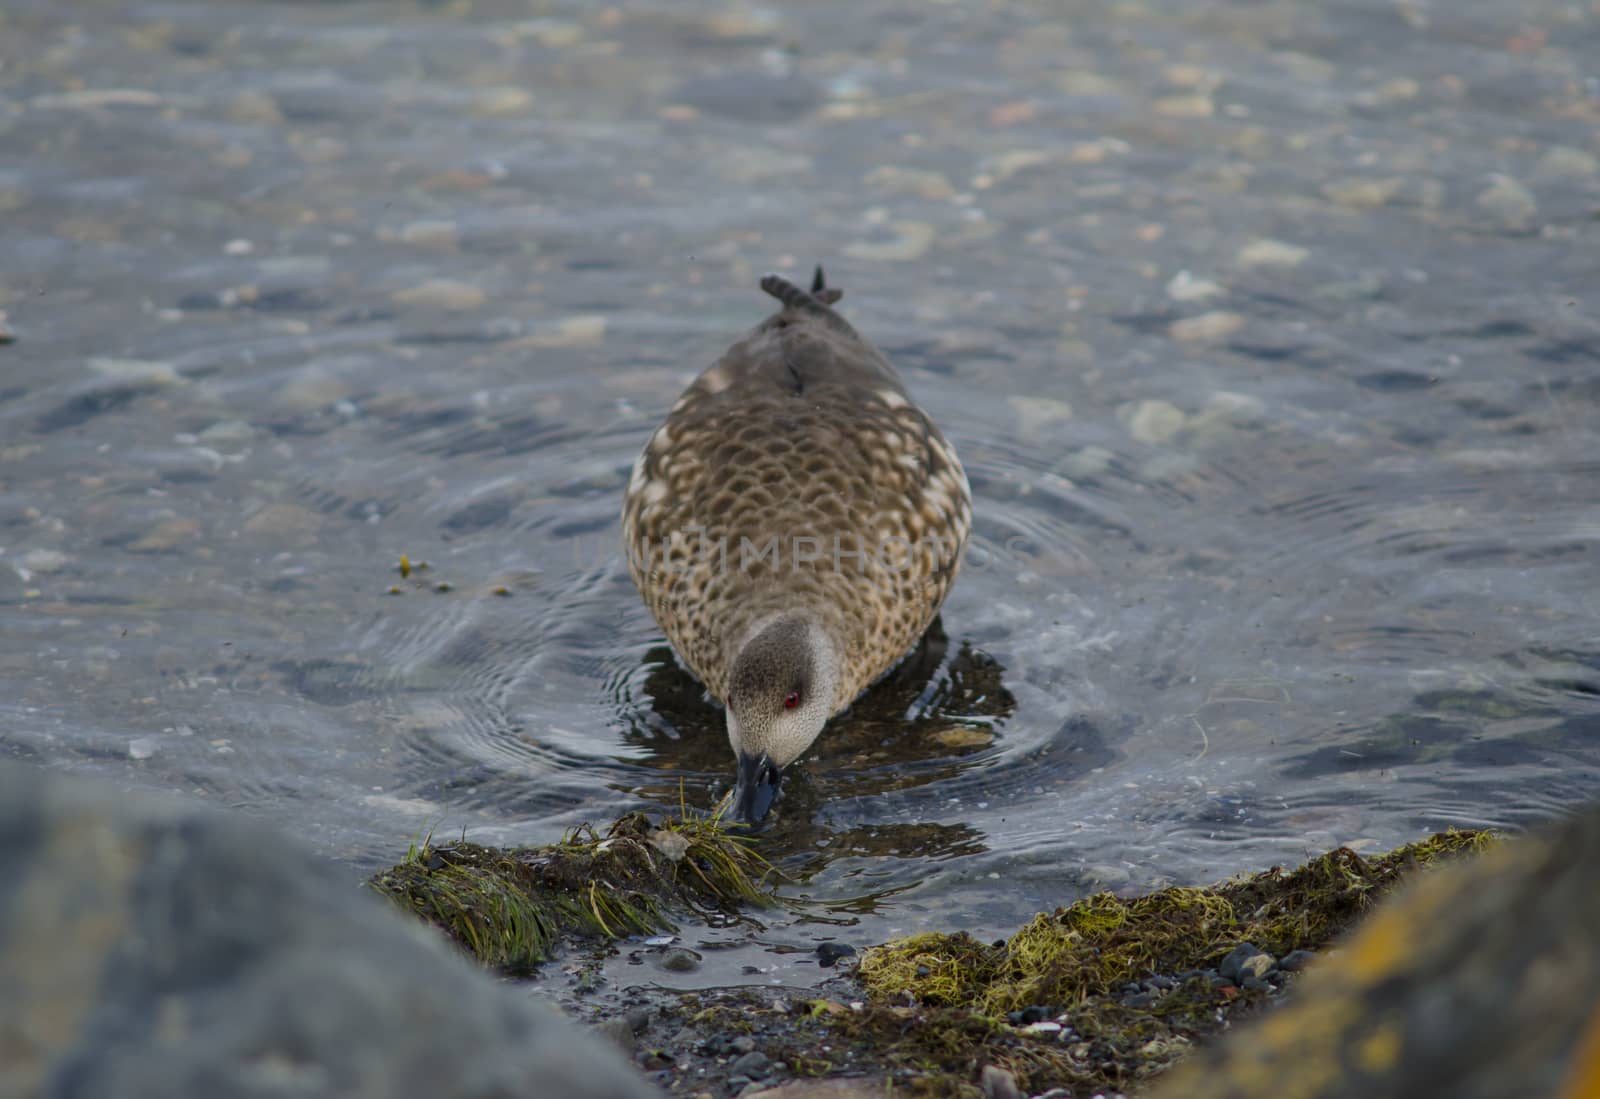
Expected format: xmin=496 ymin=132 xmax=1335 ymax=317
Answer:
xmin=621 ymin=268 xmax=971 ymax=717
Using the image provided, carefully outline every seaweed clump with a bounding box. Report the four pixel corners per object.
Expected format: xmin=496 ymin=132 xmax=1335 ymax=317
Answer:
xmin=858 ymin=829 xmax=1493 ymax=1015
xmin=368 ymin=811 xmax=775 ymax=972
xmin=766 ymin=830 xmax=1500 ymax=1097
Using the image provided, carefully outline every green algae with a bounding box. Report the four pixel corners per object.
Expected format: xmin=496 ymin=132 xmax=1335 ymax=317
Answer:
xmin=368 ymin=810 xmax=776 ymax=972
xmin=858 ymin=829 xmax=1494 ymax=1016
xmin=779 ymin=830 xmax=1502 ymax=1096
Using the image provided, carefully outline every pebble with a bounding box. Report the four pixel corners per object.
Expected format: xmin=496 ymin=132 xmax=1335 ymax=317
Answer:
xmin=1219 ymin=943 xmax=1277 ymax=984
xmin=392 ymin=279 xmax=486 ymax=312
xmin=1537 ymin=146 xmax=1598 ymax=177
xmin=843 ymin=221 xmax=936 ymax=262
xmin=513 ymin=315 xmax=607 ymax=349
xmin=815 ymin=942 xmax=856 ymax=968
xmin=20 ymin=549 xmax=68 ymax=575
xmin=1322 ymin=176 xmax=1405 ymax=208
xmin=1277 ymin=949 xmax=1318 ymax=973
xmin=1241 ymin=976 xmax=1272 ymax=992
xmin=87 ymin=357 xmax=183 ymax=387
xmin=730 ymin=1036 xmax=756 ymax=1055
xmin=129 ymin=518 xmax=201 ymax=553
xmin=1166 ymin=271 xmax=1225 ymax=303
xmin=1123 ymin=399 xmax=1188 ymax=445
xmin=594 ymin=1016 xmax=635 ymax=1054
xmin=658 ymin=948 xmax=701 ymax=973
xmin=979 ymin=1064 xmax=1023 ymax=1099
xmin=624 ymin=1006 xmax=651 ymax=1034
xmin=1475 ymin=174 xmax=1538 ymax=230
xmin=1236 ymin=238 xmax=1308 ymax=269
xmin=729 ymin=1050 xmax=771 ymax=1079
xmin=127 ymin=737 xmax=158 ymax=761
xmin=1168 ymin=311 xmax=1244 ymax=344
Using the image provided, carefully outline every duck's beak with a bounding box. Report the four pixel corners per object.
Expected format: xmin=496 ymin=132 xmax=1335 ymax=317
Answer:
xmin=731 ymin=752 xmax=784 ymax=826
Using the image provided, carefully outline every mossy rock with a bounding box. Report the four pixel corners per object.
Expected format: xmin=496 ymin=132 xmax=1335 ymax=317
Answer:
xmin=1148 ymin=804 xmax=1600 ymax=1099
xmin=368 ymin=811 xmax=776 ymax=972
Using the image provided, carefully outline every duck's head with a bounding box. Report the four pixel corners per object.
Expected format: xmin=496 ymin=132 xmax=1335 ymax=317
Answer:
xmin=725 ymin=613 xmax=839 ymax=826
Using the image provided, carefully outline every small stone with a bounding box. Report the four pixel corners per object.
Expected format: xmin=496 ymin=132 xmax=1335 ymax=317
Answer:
xmin=395 ymin=220 xmax=460 ymax=250
xmin=1537 ymin=146 xmax=1598 ymax=177
xmin=815 ymin=942 xmax=856 ymax=968
xmin=1219 ymin=943 xmax=1276 ymax=983
xmin=1018 ymin=1005 xmax=1049 ymax=1025
xmin=624 ymin=1006 xmax=651 ymax=1034
xmin=1169 ymin=311 xmax=1244 ymax=343
xmin=1023 ymin=1020 xmax=1062 ymax=1035
xmin=473 ymin=87 xmax=533 ymax=116
xmin=392 ymin=279 xmax=486 ymax=312
xmin=730 ymin=1036 xmax=756 ymax=1055
xmin=129 ymin=517 xmax=201 ymax=553
xmin=1322 ymin=177 xmax=1405 ymax=208
xmin=1122 ymin=990 xmax=1159 ymax=1009
xmin=87 ymin=357 xmax=182 ymax=386
xmin=512 ymin=314 xmax=606 ymax=349
xmin=729 ymin=1050 xmax=770 ymax=1079
xmin=197 ymin=421 xmax=256 ymax=446
xmin=1152 ymin=94 xmax=1214 ymax=118
xmin=1123 ymin=399 xmax=1188 ymax=445
xmin=843 ymin=221 xmax=936 ymax=262
xmin=864 ymin=166 xmax=956 ymax=201
xmin=1166 ymin=271 xmax=1225 ymax=302
xmin=593 ymin=1016 xmax=635 ymax=1054
xmin=1475 ymin=174 xmax=1538 ymax=230
xmin=127 ymin=737 xmax=158 ymax=761
xmin=229 ymin=90 xmax=285 ymax=125
xmin=1277 ymin=949 xmax=1318 ymax=972
xmin=1008 ymin=395 xmax=1074 ymax=440
xmin=1241 ymin=976 xmax=1272 ymax=992
xmin=658 ymin=948 xmax=700 ymax=973
xmin=980 ymin=1064 xmax=1023 ymax=1099
xmin=20 ymin=549 xmax=68 ymax=574
xmin=1236 ymin=238 xmax=1309 ymax=269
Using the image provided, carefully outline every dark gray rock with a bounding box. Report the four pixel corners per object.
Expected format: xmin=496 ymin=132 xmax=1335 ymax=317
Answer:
xmin=0 ymin=761 xmax=660 ymax=1099
xmin=1219 ymin=943 xmax=1276 ymax=983
xmin=1277 ymin=949 xmax=1319 ymax=973
xmin=595 ymin=1016 xmax=637 ymax=1055
xmin=815 ymin=941 xmax=856 ymax=968
xmin=728 ymin=1050 xmax=770 ymax=1078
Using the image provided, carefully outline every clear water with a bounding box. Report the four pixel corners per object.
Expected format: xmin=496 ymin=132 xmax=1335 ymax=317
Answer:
xmin=2 ymin=0 xmax=1598 ymax=995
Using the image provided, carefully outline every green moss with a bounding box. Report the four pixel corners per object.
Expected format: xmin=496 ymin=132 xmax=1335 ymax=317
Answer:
xmin=368 ymin=810 xmax=776 ymax=972
xmin=859 ymin=829 xmax=1495 ymax=1015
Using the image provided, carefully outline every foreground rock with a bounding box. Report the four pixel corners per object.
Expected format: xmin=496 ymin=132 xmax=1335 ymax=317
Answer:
xmin=0 ymin=761 xmax=660 ymax=1099
xmin=1150 ymin=801 xmax=1600 ymax=1099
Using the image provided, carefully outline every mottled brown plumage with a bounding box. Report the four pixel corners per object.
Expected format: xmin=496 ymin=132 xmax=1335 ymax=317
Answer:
xmin=620 ymin=267 xmax=971 ymax=820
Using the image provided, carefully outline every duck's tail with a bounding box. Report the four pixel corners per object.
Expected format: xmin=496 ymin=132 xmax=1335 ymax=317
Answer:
xmin=759 ymin=265 xmax=843 ymax=313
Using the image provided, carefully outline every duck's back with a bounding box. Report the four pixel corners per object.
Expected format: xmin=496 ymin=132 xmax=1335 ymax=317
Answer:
xmin=622 ymin=273 xmax=970 ymax=712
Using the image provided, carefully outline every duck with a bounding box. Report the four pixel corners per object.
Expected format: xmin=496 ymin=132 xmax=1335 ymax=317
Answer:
xmin=620 ymin=266 xmax=971 ymax=824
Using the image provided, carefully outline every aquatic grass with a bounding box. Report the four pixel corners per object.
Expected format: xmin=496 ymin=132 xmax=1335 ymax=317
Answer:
xmin=858 ymin=828 xmax=1495 ymax=1016
xmin=369 ymin=806 xmax=777 ymax=972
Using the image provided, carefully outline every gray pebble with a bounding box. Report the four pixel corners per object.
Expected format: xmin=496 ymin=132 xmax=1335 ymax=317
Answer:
xmin=729 ymin=1050 xmax=770 ymax=1078
xmin=730 ymin=1035 xmax=756 ymax=1055
xmin=1219 ymin=942 xmax=1276 ymax=983
xmin=659 ymin=948 xmax=700 ymax=973
xmin=1278 ymin=949 xmax=1318 ymax=972
xmin=593 ymin=1017 xmax=635 ymax=1054
xmin=624 ymin=1006 xmax=651 ymax=1034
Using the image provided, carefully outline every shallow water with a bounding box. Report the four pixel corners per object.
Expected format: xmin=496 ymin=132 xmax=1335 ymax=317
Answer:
xmin=2 ymin=0 xmax=1598 ymax=995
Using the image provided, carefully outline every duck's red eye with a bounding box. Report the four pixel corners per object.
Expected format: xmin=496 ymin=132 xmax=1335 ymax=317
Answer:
xmin=783 ymin=691 xmax=801 ymax=709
